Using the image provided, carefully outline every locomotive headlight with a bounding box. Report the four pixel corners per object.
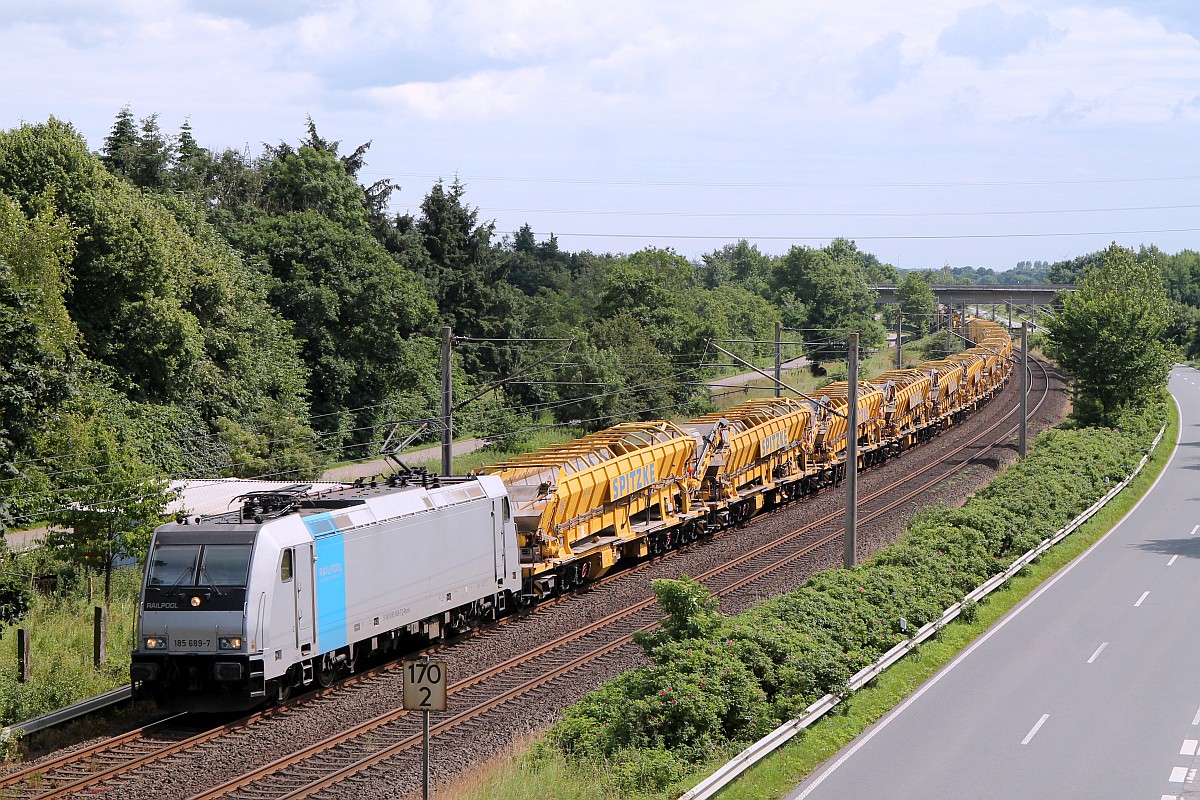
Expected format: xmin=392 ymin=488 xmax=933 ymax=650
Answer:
xmin=144 ymin=636 xmax=167 ymax=650
xmin=190 ymin=596 xmax=202 ymax=607
xmin=219 ymin=636 xmax=243 ymax=650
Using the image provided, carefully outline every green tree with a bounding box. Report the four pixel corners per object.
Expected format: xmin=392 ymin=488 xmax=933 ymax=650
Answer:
xmin=168 ymin=118 xmax=214 ymax=194
xmin=0 ymin=191 xmax=78 ymax=352
xmin=1 ymin=119 xmax=316 ymax=475
xmin=699 ymin=240 xmax=773 ymax=294
xmin=225 ymin=210 xmax=435 ymax=450
xmin=897 ymin=271 xmax=937 ymax=336
xmin=262 ymin=143 xmax=369 ymax=228
xmin=504 ymin=224 xmax=576 ymax=295
xmin=100 ymin=106 xmax=138 ymax=178
xmin=1048 ymin=251 xmax=1101 ymax=285
xmin=417 ymin=179 xmax=528 ymax=375
xmin=44 ymin=392 xmax=175 ymax=605
xmin=0 ymin=267 xmax=73 ymax=492
xmin=1047 ymin=243 xmax=1173 ymax=423
xmin=772 ymin=244 xmax=884 ymax=347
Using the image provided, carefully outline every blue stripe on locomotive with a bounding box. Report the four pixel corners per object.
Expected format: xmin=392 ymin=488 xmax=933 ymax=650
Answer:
xmin=304 ymin=513 xmax=348 ymax=651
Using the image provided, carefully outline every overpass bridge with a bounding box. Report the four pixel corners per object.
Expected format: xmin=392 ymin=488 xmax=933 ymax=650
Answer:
xmin=873 ymin=284 xmax=1074 ymax=305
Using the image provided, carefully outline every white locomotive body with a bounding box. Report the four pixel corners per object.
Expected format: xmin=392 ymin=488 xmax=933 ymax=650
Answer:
xmin=131 ymin=475 xmax=518 ymax=710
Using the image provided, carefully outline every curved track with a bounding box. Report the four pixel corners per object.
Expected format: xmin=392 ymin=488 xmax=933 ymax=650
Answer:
xmin=0 ymin=356 xmax=1056 ymax=800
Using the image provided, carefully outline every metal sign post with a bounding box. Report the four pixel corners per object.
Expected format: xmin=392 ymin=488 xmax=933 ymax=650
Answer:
xmin=440 ymin=327 xmax=453 ymax=476
xmin=845 ymin=332 xmax=859 ymax=569
xmin=404 ymin=657 xmax=448 ymax=799
xmin=1020 ymin=321 xmax=1028 ymax=458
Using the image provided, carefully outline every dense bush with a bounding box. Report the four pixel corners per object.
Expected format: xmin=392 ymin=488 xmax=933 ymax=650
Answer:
xmin=545 ymin=396 xmax=1167 ymax=791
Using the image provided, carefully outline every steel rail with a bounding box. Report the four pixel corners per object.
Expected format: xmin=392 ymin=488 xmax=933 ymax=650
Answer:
xmin=184 ymin=359 xmax=1049 ymax=800
xmin=9 ymin=353 xmax=1044 ymax=800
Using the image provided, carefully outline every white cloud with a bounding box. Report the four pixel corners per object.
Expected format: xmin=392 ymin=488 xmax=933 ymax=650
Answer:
xmin=938 ymin=3 xmax=1058 ymax=66
xmin=4 ymin=0 xmax=1200 ymax=267
xmin=366 ymin=67 xmax=547 ymax=121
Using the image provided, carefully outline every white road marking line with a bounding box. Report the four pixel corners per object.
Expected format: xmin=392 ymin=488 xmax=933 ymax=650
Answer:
xmin=1170 ymin=555 xmax=1180 ymax=566
xmin=1192 ymin=705 xmax=1200 ymax=725
xmin=1170 ymin=766 xmax=1188 ymax=782
xmin=1190 ymin=768 xmax=1197 ymax=782
xmin=1162 ymin=795 xmax=1178 ymax=800
xmin=1190 ymin=524 xmax=1199 ymax=536
xmin=1182 ymin=739 xmax=1198 ymax=756
xmin=1136 ymin=590 xmax=1150 ymax=607
xmin=1021 ymin=714 xmax=1050 ymax=745
xmin=793 ymin=432 xmax=1182 ymax=799
xmin=1086 ymin=642 xmax=1108 ymax=663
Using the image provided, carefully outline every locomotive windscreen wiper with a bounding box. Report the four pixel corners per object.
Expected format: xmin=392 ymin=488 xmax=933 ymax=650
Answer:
xmin=198 ymin=564 xmax=224 ymax=596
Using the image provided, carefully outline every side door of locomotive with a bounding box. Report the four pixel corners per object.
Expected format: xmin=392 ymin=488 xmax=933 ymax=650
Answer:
xmin=493 ymin=496 xmax=514 ymax=581
xmin=294 ymin=542 xmax=315 ymax=650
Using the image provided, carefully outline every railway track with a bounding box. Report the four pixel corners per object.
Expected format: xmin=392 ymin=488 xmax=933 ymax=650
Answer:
xmin=1 ymin=356 xmax=1054 ymax=800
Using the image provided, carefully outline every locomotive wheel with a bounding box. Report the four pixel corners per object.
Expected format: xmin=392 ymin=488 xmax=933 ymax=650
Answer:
xmin=316 ymin=654 xmax=337 ymax=688
xmin=274 ymin=675 xmax=292 ymax=704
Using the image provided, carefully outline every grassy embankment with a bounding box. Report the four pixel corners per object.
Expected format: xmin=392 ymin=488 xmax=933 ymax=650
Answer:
xmin=447 ymin=398 xmax=1177 ymax=800
xmin=0 ymin=566 xmax=142 ymax=735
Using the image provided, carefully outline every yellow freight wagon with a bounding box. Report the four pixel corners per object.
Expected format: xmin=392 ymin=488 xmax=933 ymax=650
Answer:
xmin=869 ymin=369 xmax=932 ymax=445
xmin=918 ymin=359 xmax=966 ymax=419
xmin=810 ymin=382 xmax=885 ymax=466
xmin=682 ymin=397 xmax=816 ymax=512
xmin=481 ymin=421 xmax=696 ymax=591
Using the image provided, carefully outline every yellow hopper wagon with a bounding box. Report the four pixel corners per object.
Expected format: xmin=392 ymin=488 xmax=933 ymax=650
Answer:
xmin=810 ymin=381 xmax=886 ymax=475
xmin=869 ymin=369 xmax=933 ymax=448
xmin=918 ymin=358 xmax=966 ymax=425
xmin=966 ymin=319 xmax=1014 ymax=394
xmin=480 ymin=421 xmax=697 ymax=600
xmin=681 ymin=397 xmax=817 ymax=525
xmin=956 ymin=352 xmax=987 ymax=404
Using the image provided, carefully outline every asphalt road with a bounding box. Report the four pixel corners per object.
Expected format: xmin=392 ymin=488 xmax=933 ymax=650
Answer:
xmin=789 ymin=365 xmax=1200 ymax=800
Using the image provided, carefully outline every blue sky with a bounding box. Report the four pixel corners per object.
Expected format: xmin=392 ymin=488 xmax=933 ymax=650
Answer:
xmin=3 ymin=0 xmax=1200 ymax=271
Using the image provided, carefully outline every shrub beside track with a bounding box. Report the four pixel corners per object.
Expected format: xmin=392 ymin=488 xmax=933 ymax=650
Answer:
xmin=533 ymin=396 xmax=1171 ymax=797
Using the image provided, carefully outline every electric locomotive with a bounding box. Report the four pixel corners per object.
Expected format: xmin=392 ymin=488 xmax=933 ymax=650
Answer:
xmin=131 ymin=475 xmax=519 ymax=710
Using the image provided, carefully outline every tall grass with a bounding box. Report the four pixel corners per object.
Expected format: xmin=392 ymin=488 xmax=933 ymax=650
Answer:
xmin=0 ymin=564 xmax=141 ymax=726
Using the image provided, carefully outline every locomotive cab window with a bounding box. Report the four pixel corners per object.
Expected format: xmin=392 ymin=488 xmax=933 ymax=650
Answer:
xmin=280 ymin=549 xmax=293 ymax=582
xmin=146 ymin=544 xmax=252 ymax=588
xmin=148 ymin=544 xmax=200 ymax=587
xmin=200 ymin=545 xmax=253 ymax=586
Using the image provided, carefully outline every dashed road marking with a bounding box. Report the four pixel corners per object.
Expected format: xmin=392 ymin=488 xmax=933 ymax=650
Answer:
xmin=1169 ymin=555 xmax=1180 ymax=566
xmin=1182 ymin=739 xmax=1198 ymax=756
xmin=1136 ymin=590 xmax=1150 ymax=607
xmin=1190 ymin=524 xmax=1199 ymax=536
xmin=1192 ymin=705 xmax=1200 ymax=725
xmin=1087 ymin=642 xmax=1108 ymax=664
xmin=1170 ymin=766 xmax=1188 ymax=782
xmin=1021 ymin=714 xmax=1049 ymax=745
